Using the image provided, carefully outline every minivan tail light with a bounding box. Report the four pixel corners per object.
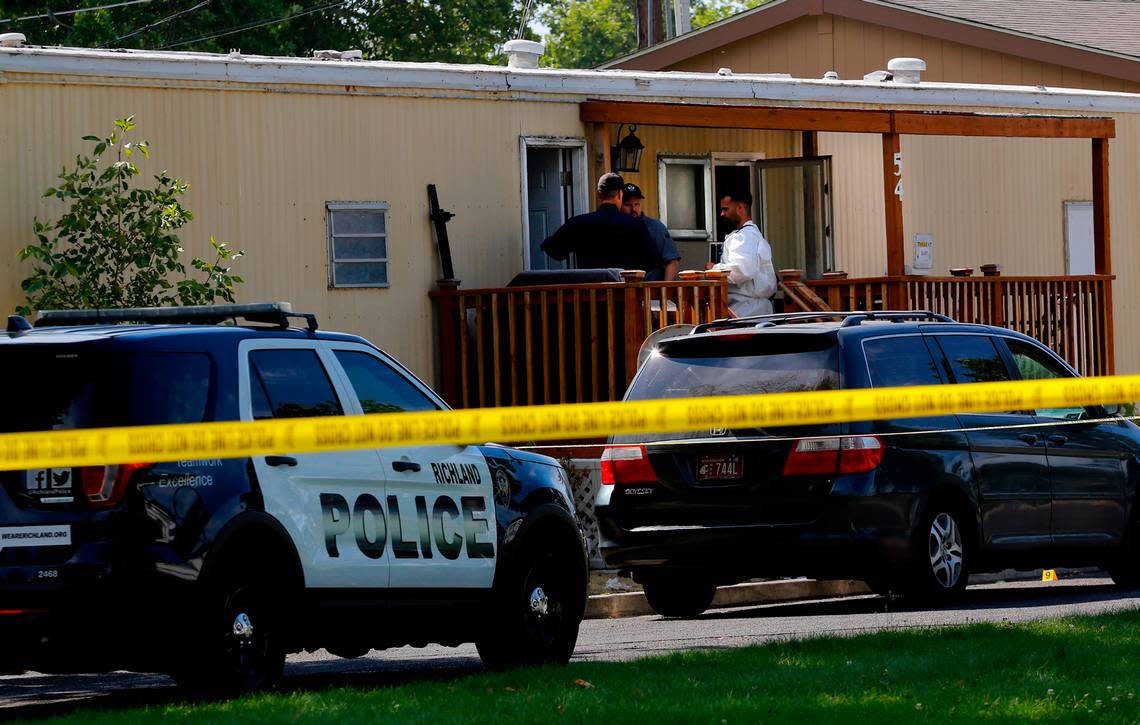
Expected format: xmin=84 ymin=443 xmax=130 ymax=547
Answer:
xmin=600 ymin=445 xmax=656 ymax=485
xmin=783 ymin=436 xmax=883 ymax=476
xmin=79 ymin=463 xmax=150 ymax=509
xmin=838 ymin=436 xmax=885 ymax=474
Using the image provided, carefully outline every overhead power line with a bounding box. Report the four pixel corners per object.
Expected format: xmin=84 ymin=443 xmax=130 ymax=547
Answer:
xmin=1 ymin=0 xmax=157 ymax=25
xmin=114 ymin=0 xmax=210 ymax=43
xmin=160 ymin=0 xmax=348 ymax=50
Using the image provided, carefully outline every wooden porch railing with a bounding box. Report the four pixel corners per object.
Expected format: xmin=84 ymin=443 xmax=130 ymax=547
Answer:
xmin=803 ymin=275 xmax=1115 ymax=376
xmin=430 ymin=278 xmax=731 ymax=408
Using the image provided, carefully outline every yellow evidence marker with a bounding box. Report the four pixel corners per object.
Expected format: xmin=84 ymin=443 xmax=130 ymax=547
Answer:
xmin=1042 ymin=569 xmax=1059 ymax=582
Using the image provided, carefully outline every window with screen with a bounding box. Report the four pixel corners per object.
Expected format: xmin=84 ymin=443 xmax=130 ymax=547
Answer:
xmin=249 ymin=349 xmax=343 ymax=419
xmin=327 ymin=202 xmax=389 ymax=288
xmin=658 ymin=156 xmax=712 ymax=240
xmin=334 ymin=351 xmax=440 ymax=414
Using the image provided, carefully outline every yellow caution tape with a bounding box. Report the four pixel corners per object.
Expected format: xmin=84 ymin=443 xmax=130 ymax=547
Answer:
xmin=2 ymin=374 xmax=1139 ymax=472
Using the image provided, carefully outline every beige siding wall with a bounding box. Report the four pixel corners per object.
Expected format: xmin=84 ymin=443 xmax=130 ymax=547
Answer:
xmin=0 ymin=79 xmax=582 ymax=381
xmin=666 ymin=14 xmax=1140 ymax=93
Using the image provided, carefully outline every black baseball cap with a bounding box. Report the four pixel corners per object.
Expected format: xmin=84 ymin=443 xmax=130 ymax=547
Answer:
xmin=597 ymin=172 xmax=625 ymax=195
xmin=623 ymin=183 xmax=644 ymax=200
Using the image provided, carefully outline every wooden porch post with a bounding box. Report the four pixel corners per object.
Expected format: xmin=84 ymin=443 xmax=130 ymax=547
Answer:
xmin=882 ymin=132 xmax=905 ymax=308
xmin=1092 ymin=138 xmax=1111 ymax=276
xmin=1093 ymin=137 xmax=1114 ymax=373
xmin=590 ymin=122 xmax=610 ymax=209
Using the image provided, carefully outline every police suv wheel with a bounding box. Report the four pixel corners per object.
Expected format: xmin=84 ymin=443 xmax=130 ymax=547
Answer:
xmin=641 ymin=576 xmax=717 ymax=618
xmin=477 ymin=541 xmax=586 ymax=669
xmin=173 ymin=572 xmax=286 ymax=693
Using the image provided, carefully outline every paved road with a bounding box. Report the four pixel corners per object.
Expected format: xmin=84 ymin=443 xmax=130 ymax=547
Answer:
xmin=3 ymin=578 xmax=1137 ymax=719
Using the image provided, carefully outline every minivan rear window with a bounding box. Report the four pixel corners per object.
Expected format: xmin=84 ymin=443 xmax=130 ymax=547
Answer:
xmin=1 ymin=349 xmax=212 ymax=433
xmin=630 ymin=335 xmax=840 ymax=400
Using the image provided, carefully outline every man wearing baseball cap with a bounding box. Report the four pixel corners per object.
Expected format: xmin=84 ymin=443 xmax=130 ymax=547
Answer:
xmin=620 ymin=183 xmax=681 ymax=281
xmin=540 ymin=173 xmax=663 ymax=272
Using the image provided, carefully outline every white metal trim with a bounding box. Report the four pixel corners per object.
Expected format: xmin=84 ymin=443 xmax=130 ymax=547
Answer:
xmin=4 ymin=46 xmax=1140 ymax=114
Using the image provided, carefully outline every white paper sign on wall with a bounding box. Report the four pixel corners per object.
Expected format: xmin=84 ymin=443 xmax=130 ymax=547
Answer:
xmin=912 ymin=233 xmax=934 ymax=274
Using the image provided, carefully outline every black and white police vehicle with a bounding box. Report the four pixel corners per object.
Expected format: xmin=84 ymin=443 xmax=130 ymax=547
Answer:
xmin=0 ymin=303 xmax=587 ymax=692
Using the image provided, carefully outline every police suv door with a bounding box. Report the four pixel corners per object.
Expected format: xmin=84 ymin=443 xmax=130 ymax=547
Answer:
xmin=240 ymin=340 xmax=390 ymax=589
xmin=324 ymin=345 xmax=497 ymax=590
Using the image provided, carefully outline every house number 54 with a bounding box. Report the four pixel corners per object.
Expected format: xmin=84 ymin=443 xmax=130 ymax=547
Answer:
xmin=892 ymin=152 xmax=903 ymax=199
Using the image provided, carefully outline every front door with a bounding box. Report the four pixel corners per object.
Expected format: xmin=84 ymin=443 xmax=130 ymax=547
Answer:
xmin=755 ymin=157 xmax=833 ymax=279
xmin=932 ymin=334 xmax=1052 ymax=550
xmin=241 ymin=342 xmax=390 ymax=589
xmin=526 ymin=144 xmax=581 ymax=271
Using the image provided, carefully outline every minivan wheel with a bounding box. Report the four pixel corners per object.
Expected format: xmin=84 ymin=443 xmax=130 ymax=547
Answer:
xmin=905 ymin=506 xmax=970 ymax=601
xmin=642 ymin=576 xmax=717 ymax=618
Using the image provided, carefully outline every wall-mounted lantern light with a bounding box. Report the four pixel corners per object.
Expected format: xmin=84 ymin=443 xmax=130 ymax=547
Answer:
xmin=611 ymin=124 xmax=645 ymax=173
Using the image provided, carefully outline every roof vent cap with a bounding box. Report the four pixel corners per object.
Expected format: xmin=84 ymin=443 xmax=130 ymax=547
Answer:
xmin=341 ymin=49 xmax=363 ymax=61
xmin=823 ymin=70 xmax=839 ymax=80
xmin=502 ymin=39 xmax=544 ymax=69
xmin=0 ymin=32 xmax=26 ymax=48
xmin=887 ymin=57 xmax=926 ymax=84
xmin=717 ymin=67 xmax=732 ymax=76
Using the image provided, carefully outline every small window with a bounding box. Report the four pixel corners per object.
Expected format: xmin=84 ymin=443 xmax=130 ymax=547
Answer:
xmin=327 ymin=202 xmax=389 ymax=288
xmin=658 ymin=156 xmax=713 ymax=240
xmin=249 ymin=349 xmax=343 ymax=419
xmin=864 ymin=337 xmax=944 ymax=388
xmin=935 ymin=335 xmax=1011 ymax=384
xmin=1004 ymin=339 xmax=1084 ymax=420
xmin=334 ymin=351 xmax=440 ymax=414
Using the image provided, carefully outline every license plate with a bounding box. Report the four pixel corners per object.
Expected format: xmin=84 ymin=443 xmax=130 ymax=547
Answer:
xmin=24 ymin=468 xmax=74 ymax=498
xmin=696 ymin=455 xmax=743 ymax=481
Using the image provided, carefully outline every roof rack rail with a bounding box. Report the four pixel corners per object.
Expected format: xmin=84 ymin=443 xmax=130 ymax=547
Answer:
xmin=34 ymin=302 xmax=319 ymax=333
xmin=691 ymin=310 xmax=952 ymax=334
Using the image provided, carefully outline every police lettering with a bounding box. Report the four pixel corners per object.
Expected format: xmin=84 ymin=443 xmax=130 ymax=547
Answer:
xmin=319 ymin=493 xmax=493 ymax=560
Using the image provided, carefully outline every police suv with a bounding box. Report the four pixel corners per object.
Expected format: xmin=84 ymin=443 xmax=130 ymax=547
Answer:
xmin=0 ymin=303 xmax=587 ymax=692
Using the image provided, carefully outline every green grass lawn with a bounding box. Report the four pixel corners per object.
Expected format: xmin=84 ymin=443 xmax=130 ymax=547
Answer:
xmin=29 ymin=608 xmax=1140 ymax=724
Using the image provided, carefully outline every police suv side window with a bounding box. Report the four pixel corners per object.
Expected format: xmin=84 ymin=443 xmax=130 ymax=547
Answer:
xmin=249 ymin=350 xmax=344 ymax=419
xmin=864 ymin=336 xmax=944 ymax=388
xmin=334 ymin=351 xmax=440 ymax=414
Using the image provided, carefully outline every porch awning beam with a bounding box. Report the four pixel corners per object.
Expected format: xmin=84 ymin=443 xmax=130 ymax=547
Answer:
xmin=579 ymin=101 xmax=1115 ymax=138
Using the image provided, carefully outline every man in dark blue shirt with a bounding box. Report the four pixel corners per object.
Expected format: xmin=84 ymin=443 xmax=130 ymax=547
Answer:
xmin=540 ymin=173 xmax=664 ymax=272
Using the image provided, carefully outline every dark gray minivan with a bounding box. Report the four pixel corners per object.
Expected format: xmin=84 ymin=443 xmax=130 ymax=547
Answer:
xmin=595 ymin=312 xmax=1140 ymax=616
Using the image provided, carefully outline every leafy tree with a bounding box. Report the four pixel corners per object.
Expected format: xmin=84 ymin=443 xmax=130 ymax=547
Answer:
xmin=538 ymin=0 xmax=635 ymax=69
xmin=0 ymin=1 xmax=527 ymax=64
xmin=691 ymin=0 xmax=767 ymax=30
xmin=17 ymin=116 xmax=244 ymax=315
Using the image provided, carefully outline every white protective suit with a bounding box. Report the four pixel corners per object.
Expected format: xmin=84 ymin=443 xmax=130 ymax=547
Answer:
xmin=712 ymin=220 xmax=778 ymax=317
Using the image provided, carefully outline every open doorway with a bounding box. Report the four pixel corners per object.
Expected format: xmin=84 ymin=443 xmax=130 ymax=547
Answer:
xmin=520 ymin=137 xmax=588 ymax=271
xmin=710 ymin=156 xmax=833 ymax=278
